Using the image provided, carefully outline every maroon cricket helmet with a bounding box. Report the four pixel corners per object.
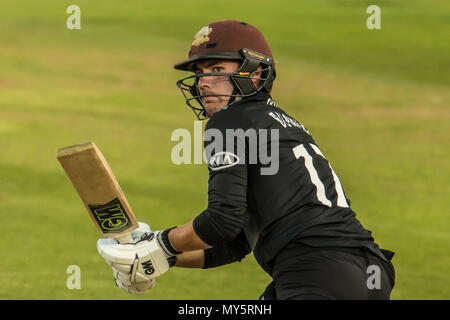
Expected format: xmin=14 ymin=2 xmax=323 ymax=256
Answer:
xmin=175 ymin=20 xmax=276 ymax=120
xmin=174 ymin=19 xmax=275 ymax=74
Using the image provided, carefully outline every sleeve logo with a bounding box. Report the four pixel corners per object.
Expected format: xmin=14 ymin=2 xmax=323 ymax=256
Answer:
xmin=208 ymin=152 xmax=240 ymax=170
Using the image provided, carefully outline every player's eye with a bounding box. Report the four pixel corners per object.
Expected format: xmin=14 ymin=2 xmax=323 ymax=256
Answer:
xmin=212 ymin=66 xmax=224 ymax=72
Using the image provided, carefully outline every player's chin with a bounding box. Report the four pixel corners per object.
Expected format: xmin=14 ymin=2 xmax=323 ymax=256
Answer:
xmin=204 ymin=101 xmax=226 ymax=117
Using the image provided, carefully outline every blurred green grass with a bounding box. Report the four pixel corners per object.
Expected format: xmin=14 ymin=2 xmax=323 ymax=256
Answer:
xmin=0 ymin=0 xmax=449 ymax=299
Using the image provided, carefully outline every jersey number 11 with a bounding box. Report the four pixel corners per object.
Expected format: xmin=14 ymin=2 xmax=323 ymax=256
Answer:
xmin=293 ymin=143 xmax=349 ymax=208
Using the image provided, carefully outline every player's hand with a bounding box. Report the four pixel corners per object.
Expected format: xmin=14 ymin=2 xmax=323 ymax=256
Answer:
xmin=106 ymin=222 xmax=156 ymax=295
xmin=96 ymin=222 xmax=169 ymax=295
xmin=112 ymin=266 xmax=155 ymax=295
xmin=130 ymin=222 xmax=152 ymax=242
xmin=97 ymin=227 xmax=180 ymax=282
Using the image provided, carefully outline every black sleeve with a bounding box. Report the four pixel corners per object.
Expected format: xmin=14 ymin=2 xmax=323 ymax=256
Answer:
xmin=203 ymin=231 xmax=252 ymax=269
xmin=193 ymin=108 xmax=251 ymax=246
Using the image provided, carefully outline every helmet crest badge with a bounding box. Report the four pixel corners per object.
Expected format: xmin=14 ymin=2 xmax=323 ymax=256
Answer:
xmin=192 ymin=26 xmax=213 ymax=47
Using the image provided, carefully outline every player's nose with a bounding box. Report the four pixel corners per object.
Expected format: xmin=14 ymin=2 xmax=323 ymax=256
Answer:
xmin=197 ymin=74 xmax=211 ymax=91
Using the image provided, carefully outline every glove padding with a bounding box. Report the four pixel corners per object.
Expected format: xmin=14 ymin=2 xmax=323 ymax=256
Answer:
xmin=130 ymin=222 xmax=152 ymax=242
xmin=97 ymin=228 xmax=175 ymax=284
xmin=98 ymin=222 xmax=158 ymax=295
xmin=113 ymin=266 xmax=155 ymax=295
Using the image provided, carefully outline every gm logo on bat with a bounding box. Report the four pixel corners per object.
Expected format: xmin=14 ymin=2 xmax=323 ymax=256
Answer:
xmin=89 ymin=198 xmax=132 ymax=233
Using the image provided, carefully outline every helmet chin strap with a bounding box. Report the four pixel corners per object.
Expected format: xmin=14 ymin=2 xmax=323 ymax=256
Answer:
xmin=226 ymin=87 xmax=239 ymax=107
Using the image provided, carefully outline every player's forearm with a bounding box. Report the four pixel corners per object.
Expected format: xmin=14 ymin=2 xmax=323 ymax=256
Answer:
xmin=168 ymin=220 xmax=212 ymax=252
xmin=174 ymin=250 xmax=205 ymax=268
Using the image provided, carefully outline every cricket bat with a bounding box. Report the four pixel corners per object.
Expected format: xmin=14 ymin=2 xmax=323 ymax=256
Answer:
xmin=57 ymin=142 xmax=138 ymax=244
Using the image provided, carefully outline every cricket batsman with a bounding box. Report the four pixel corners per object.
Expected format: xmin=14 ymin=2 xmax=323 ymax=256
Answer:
xmin=97 ymin=20 xmax=395 ymax=299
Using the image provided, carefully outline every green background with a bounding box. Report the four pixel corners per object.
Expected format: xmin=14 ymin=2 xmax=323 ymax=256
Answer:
xmin=0 ymin=0 xmax=448 ymax=299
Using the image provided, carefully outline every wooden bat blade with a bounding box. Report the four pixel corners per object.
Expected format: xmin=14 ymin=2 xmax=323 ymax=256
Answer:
xmin=57 ymin=142 xmax=138 ymax=243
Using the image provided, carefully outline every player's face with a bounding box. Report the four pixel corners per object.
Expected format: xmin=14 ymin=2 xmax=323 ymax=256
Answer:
xmin=194 ymin=60 xmax=240 ymax=117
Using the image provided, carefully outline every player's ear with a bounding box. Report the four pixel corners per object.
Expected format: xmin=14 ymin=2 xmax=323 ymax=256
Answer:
xmin=251 ymin=65 xmax=263 ymax=88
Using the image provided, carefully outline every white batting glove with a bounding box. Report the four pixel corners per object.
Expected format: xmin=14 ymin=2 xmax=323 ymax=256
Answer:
xmin=97 ymin=226 xmax=180 ymax=285
xmin=112 ymin=266 xmax=155 ymax=295
xmin=130 ymin=222 xmax=152 ymax=242
xmin=98 ymin=222 xmax=158 ymax=295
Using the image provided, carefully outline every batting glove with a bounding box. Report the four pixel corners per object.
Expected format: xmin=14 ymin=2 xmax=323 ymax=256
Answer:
xmin=97 ymin=226 xmax=180 ymax=285
xmin=97 ymin=222 xmax=155 ymax=295
xmin=112 ymin=266 xmax=155 ymax=295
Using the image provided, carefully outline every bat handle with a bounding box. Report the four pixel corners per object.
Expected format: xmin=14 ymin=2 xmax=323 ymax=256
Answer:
xmin=115 ymin=233 xmax=133 ymax=244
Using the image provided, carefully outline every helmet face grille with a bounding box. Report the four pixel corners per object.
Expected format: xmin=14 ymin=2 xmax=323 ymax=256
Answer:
xmin=176 ymin=75 xmax=208 ymax=120
xmin=176 ymin=53 xmax=274 ymax=120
